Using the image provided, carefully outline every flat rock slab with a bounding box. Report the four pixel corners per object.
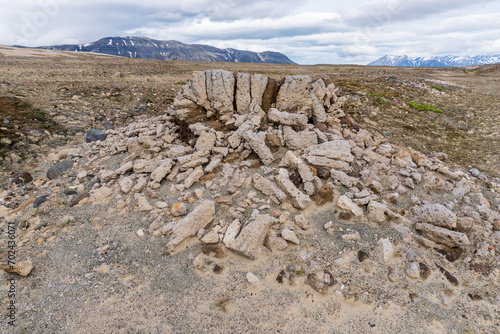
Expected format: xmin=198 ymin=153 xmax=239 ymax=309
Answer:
xmin=412 ymin=204 xmax=457 ymax=229
xmin=167 ymin=200 xmax=215 ymax=251
xmin=416 ymin=223 xmax=471 ymax=247
xmin=225 ymin=214 xmax=274 ymax=260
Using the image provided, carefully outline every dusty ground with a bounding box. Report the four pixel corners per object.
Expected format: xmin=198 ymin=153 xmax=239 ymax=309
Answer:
xmin=0 ymin=46 xmax=499 ymax=333
xmin=1 ymin=45 xmax=499 ymax=178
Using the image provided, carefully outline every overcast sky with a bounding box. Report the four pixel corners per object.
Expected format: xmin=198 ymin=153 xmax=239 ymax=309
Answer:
xmin=1 ymin=0 xmax=500 ymax=64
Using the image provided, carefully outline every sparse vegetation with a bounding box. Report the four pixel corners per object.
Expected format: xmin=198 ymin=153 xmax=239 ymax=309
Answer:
xmin=295 ymin=270 xmax=307 ymax=277
xmin=214 ymin=297 xmax=230 ymax=312
xmin=407 ymin=101 xmax=443 ymax=113
xmin=175 ymin=81 xmax=188 ymax=85
xmin=367 ymin=93 xmax=387 ymax=104
xmin=430 ymin=84 xmax=443 ymax=91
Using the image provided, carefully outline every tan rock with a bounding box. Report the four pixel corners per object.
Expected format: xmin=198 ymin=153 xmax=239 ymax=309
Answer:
xmin=337 ymin=195 xmax=364 ymax=218
xmin=171 ymin=202 xmax=188 ymax=217
xmin=2 ymin=261 xmax=33 ymax=277
xmin=225 ymin=214 xmax=274 ymax=259
xmin=275 ymin=168 xmax=311 ymax=210
xmin=252 ymin=174 xmax=287 ymax=204
xmin=166 ymin=200 xmax=216 ymax=251
xmin=184 ymin=166 xmax=204 ymax=189
xmin=150 ymin=159 xmax=174 ymax=183
xmin=416 ymin=223 xmax=471 ymax=247
xmin=244 ymin=131 xmax=274 ymax=166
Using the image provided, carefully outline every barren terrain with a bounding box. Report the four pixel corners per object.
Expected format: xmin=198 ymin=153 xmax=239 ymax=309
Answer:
xmin=0 ymin=46 xmax=499 ymax=334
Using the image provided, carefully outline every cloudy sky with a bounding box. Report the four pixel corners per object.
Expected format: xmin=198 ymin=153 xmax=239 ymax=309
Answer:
xmin=1 ymin=0 xmax=500 ymax=64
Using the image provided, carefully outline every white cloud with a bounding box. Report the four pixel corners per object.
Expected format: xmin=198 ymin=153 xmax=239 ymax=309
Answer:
xmin=0 ymin=0 xmax=500 ymax=64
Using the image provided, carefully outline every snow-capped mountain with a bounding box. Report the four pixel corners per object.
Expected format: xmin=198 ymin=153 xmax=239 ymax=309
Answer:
xmin=33 ymin=36 xmax=296 ymax=64
xmin=368 ymin=54 xmax=500 ymax=67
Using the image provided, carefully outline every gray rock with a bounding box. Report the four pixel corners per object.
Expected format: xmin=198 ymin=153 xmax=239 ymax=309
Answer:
xmin=225 ymin=214 xmax=274 ymax=259
xmin=415 ymin=223 xmax=471 ymax=247
xmin=85 ymin=129 xmax=107 ymax=143
xmin=47 ymin=160 xmax=74 ymax=180
xmin=33 ymin=195 xmax=49 ymax=208
xmin=405 ymin=262 xmax=420 ymax=279
xmin=412 ymin=204 xmax=457 ymax=229
xmin=281 ymin=229 xmax=300 ymax=244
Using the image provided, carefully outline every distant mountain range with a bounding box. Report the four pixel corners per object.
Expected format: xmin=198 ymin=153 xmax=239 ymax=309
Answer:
xmin=368 ymin=54 xmax=500 ymax=67
xmin=33 ymin=36 xmax=296 ymax=64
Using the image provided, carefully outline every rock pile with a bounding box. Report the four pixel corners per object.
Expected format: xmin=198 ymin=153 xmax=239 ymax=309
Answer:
xmin=2 ymin=70 xmax=500 ymax=297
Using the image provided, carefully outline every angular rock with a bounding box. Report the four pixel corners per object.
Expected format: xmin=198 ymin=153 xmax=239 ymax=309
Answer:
xmin=2 ymin=261 xmax=33 ymax=277
xmin=47 ymin=160 xmax=74 ymax=180
xmin=206 ymin=69 xmax=236 ymax=121
xmin=330 ymin=169 xmax=359 ymax=188
xmin=246 ymin=272 xmax=261 ymax=287
xmin=171 ymin=202 xmax=188 ymax=217
xmin=184 ymin=166 xmax=204 ymax=189
xmin=379 ymin=238 xmax=394 ymax=263
xmin=115 ymin=161 xmax=134 ymax=175
xmin=405 ymin=262 xmax=420 ymax=279
xmin=416 ymin=223 xmax=471 ymax=247
xmin=137 ymin=195 xmax=153 ymax=212
xmin=236 ymin=72 xmax=251 ymax=113
xmin=250 ymin=74 xmax=268 ymax=107
xmin=89 ymin=186 xmax=114 ymax=203
xmin=337 ymin=195 xmax=363 ymax=218
xmin=166 ymin=200 xmax=215 ymax=251
xmin=119 ymin=177 xmax=134 ymax=194
xmin=201 ymin=225 xmax=221 ymax=244
xmin=223 ymin=219 xmax=242 ymax=245
xmin=150 ymin=159 xmax=174 ymax=183
xmin=225 ymin=214 xmax=274 ymax=259
xmin=98 ymin=170 xmax=117 ymax=183
xmin=275 ymin=168 xmax=311 ymax=209
xmin=412 ymin=204 xmax=457 ymax=229
xmin=195 ymin=132 xmax=217 ymax=152
xmin=367 ymin=201 xmax=388 ymax=224
xmin=267 ymin=108 xmax=308 ymax=129
xmin=284 ymin=128 xmax=318 ymax=151
xmin=303 ymin=140 xmax=353 ymax=163
xmin=276 ymin=75 xmax=313 ymax=114
xmin=86 ymin=129 xmax=107 ymax=143
xmin=281 ymin=229 xmax=300 ymax=244
xmin=244 ymin=131 xmax=274 ymax=166
xmin=252 ymin=174 xmax=287 ymax=204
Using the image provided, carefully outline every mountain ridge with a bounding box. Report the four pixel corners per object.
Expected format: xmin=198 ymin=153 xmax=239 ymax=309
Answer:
xmin=369 ymin=54 xmax=500 ymax=67
xmin=32 ymin=36 xmax=296 ymax=64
